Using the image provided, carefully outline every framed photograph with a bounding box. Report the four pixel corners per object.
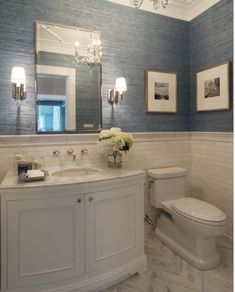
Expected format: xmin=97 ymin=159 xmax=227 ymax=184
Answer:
xmin=196 ymin=62 xmax=230 ymax=111
xmin=145 ymin=70 xmax=177 ymax=113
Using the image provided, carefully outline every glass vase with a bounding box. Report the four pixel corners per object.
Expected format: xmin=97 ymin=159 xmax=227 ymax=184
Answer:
xmin=107 ymin=151 xmax=122 ymax=168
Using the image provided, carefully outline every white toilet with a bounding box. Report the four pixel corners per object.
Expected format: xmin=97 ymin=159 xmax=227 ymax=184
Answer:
xmin=147 ymin=167 xmax=227 ymax=270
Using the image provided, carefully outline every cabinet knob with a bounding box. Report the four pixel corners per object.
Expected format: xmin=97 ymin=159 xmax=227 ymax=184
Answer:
xmin=88 ymin=197 xmax=93 ymax=202
xmin=77 ymin=198 xmax=82 ymax=203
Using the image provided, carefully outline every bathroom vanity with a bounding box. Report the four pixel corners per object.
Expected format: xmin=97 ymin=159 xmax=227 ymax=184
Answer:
xmin=0 ymin=168 xmax=146 ymax=292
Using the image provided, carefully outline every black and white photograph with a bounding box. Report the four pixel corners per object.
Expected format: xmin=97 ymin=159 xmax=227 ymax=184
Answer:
xmin=154 ymin=82 xmax=169 ymax=100
xmin=196 ymin=62 xmax=229 ymax=111
xmin=145 ymin=70 xmax=177 ymax=113
xmin=204 ymin=77 xmax=220 ymax=98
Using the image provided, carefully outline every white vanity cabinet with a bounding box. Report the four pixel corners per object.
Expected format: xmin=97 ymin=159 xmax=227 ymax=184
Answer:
xmin=4 ymin=193 xmax=85 ymax=290
xmin=85 ymin=184 xmax=144 ymax=273
xmin=1 ymin=172 xmax=146 ymax=292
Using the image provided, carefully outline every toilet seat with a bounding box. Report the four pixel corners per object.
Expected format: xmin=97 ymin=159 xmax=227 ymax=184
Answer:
xmin=170 ymin=198 xmax=226 ymax=225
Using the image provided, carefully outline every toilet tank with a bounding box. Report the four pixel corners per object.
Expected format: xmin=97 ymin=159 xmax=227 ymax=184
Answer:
xmin=148 ymin=167 xmax=187 ymax=208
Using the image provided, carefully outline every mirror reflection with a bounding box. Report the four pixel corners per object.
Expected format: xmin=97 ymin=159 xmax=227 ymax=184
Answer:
xmin=35 ymin=21 xmax=102 ymax=133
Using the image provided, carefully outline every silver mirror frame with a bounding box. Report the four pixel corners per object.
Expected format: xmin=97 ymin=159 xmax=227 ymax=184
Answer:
xmin=35 ymin=21 xmax=103 ymax=134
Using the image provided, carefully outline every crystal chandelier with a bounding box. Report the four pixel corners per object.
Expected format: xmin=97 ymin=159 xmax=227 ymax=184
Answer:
xmin=74 ymin=32 xmax=102 ymax=67
xmin=131 ymin=0 xmax=170 ymax=9
xmin=86 ymin=35 xmax=102 ymax=67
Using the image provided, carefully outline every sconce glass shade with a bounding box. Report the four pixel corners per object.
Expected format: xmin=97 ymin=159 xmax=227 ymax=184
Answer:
xmin=11 ymin=66 xmax=26 ymax=106
xmin=108 ymin=77 xmax=127 ymax=108
xmin=115 ymin=77 xmax=127 ymax=93
xmin=11 ymin=66 xmax=26 ymax=87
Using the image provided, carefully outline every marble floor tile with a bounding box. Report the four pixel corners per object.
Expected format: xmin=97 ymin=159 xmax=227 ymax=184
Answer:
xmin=100 ymin=228 xmax=233 ymax=292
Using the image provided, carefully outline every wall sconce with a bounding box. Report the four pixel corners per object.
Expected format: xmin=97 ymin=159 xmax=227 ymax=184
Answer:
xmin=11 ymin=66 xmax=26 ymax=106
xmin=108 ymin=77 xmax=127 ymax=107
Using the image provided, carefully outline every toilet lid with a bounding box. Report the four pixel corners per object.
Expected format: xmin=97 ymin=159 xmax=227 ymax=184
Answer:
xmin=171 ymin=198 xmax=226 ymax=222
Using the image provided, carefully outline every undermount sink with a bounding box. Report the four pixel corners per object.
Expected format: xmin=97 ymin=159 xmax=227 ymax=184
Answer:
xmin=51 ymin=167 xmax=102 ymax=178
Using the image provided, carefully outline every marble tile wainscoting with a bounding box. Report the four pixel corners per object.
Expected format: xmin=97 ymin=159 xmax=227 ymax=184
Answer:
xmin=0 ymin=131 xmax=233 ymax=237
xmin=191 ymin=132 xmax=233 ymax=236
xmin=0 ymin=132 xmax=191 ymax=227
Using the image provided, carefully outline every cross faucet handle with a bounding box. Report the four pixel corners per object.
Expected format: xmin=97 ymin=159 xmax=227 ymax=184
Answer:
xmin=81 ymin=149 xmax=88 ymax=155
xmin=53 ymin=150 xmax=60 ymax=156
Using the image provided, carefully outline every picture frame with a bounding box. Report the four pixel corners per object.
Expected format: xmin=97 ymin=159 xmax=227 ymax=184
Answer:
xmin=196 ymin=62 xmax=230 ymax=112
xmin=145 ymin=70 xmax=177 ymax=113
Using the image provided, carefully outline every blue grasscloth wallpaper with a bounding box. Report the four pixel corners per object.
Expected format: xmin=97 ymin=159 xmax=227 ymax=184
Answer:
xmin=0 ymin=0 xmax=190 ymax=134
xmin=189 ymin=0 xmax=233 ymax=131
xmin=0 ymin=0 xmax=232 ymax=134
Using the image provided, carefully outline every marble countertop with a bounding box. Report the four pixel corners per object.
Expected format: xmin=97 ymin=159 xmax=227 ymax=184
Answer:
xmin=0 ymin=165 xmax=146 ymax=190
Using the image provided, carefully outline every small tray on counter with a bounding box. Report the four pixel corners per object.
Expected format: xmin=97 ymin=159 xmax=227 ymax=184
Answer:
xmin=18 ymin=170 xmax=47 ymax=183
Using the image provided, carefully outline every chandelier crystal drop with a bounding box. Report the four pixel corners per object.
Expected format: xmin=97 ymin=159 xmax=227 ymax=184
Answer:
xmin=74 ymin=32 xmax=102 ymax=67
xmin=131 ymin=0 xmax=170 ymax=10
xmin=86 ymin=35 xmax=102 ymax=67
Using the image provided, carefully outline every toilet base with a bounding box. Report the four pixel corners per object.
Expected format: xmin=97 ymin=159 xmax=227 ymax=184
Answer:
xmin=155 ymin=214 xmax=220 ymax=270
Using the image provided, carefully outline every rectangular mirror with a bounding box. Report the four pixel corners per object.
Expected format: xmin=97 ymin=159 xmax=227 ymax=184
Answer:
xmin=35 ymin=21 xmax=102 ymax=133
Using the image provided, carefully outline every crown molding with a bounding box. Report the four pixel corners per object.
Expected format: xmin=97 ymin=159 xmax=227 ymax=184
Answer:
xmin=105 ymin=0 xmax=222 ymax=21
xmin=187 ymin=0 xmax=221 ymax=21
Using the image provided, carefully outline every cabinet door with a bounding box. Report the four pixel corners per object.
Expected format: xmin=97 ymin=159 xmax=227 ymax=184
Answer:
xmin=85 ymin=184 xmax=144 ymax=273
xmin=6 ymin=194 xmax=84 ymax=289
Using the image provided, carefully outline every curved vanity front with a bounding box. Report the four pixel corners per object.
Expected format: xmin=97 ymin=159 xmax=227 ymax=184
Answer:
xmin=0 ymin=168 xmax=147 ymax=292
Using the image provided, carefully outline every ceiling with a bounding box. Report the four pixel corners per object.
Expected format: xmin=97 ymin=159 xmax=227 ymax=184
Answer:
xmin=105 ymin=0 xmax=221 ymax=21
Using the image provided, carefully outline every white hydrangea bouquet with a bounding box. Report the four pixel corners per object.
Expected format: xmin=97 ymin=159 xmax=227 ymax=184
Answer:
xmin=97 ymin=128 xmax=133 ymax=154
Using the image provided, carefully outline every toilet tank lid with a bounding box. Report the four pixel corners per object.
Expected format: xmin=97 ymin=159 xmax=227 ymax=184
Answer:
xmin=147 ymin=167 xmax=187 ymax=179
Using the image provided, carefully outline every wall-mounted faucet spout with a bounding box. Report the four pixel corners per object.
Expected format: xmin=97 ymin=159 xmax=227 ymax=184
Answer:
xmin=67 ymin=149 xmax=76 ymax=161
